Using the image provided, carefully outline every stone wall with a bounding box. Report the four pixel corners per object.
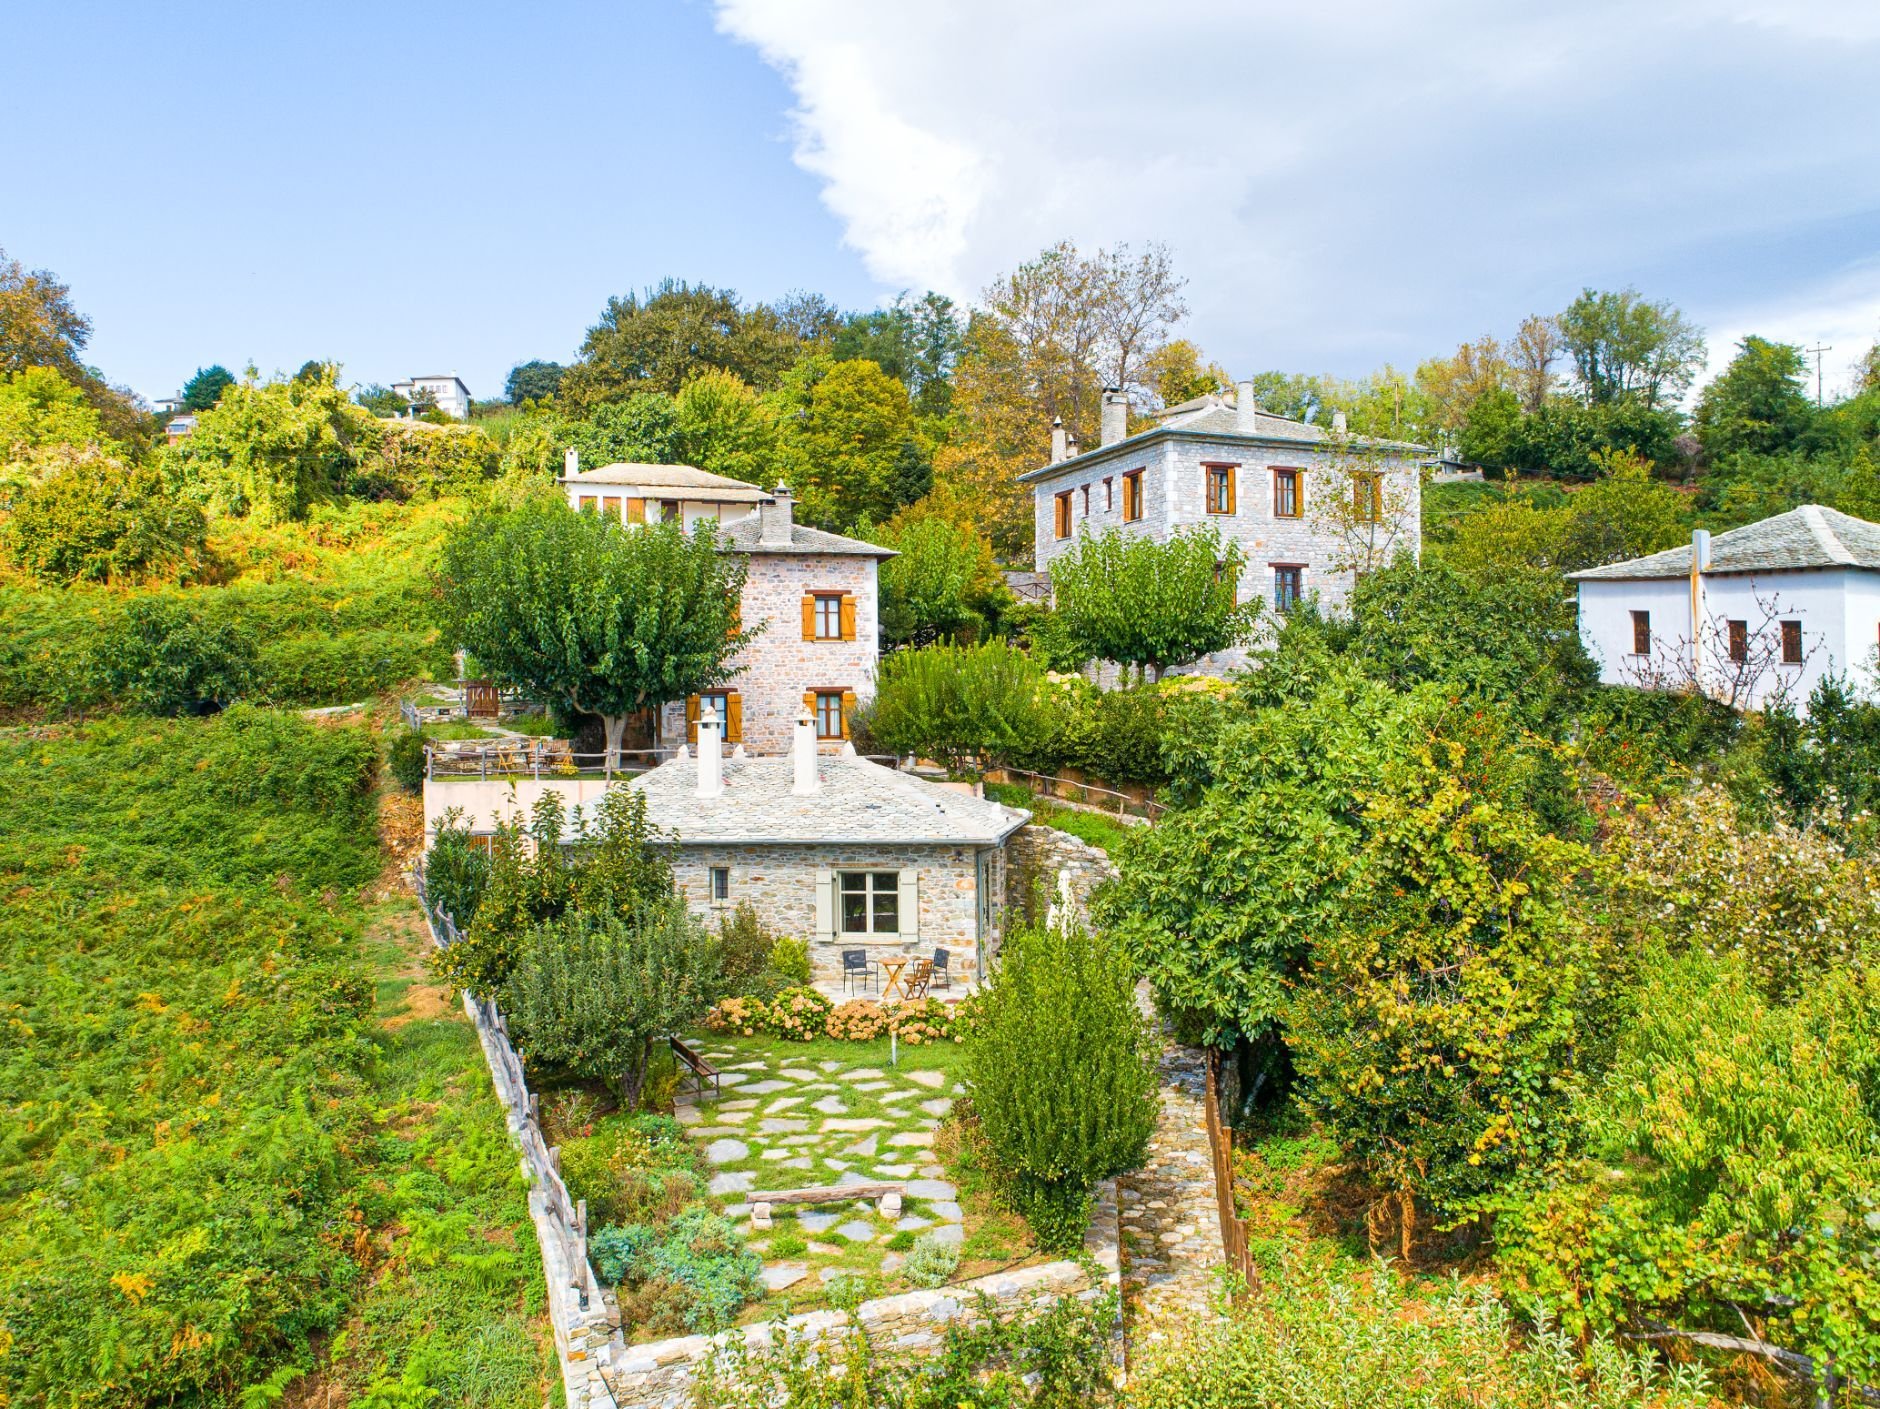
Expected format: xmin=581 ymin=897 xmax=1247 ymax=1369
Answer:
xmin=1007 ymin=824 xmax=1119 ymax=932
xmin=601 ymin=1180 xmax=1120 ymax=1408
xmin=659 ymin=551 xmax=881 ymax=757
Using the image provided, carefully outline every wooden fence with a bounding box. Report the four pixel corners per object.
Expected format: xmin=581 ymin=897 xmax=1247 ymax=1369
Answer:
xmin=983 ymin=764 xmax=1167 ymax=820
xmin=1203 ymin=1048 xmax=1259 ymax=1302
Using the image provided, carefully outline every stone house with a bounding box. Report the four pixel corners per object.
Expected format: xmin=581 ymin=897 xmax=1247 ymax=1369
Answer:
xmin=1018 ymin=383 xmax=1426 ymax=618
xmin=1572 ymin=505 xmax=1880 ymax=716
xmin=557 ymin=458 xmax=894 ymax=756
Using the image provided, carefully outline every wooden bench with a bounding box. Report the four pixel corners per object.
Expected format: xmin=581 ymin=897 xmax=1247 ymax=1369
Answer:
xmin=744 ymin=1181 xmax=908 ymax=1229
xmin=669 ymin=1036 xmax=719 ymax=1099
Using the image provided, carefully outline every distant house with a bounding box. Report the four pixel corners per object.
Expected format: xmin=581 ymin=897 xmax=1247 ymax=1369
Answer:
xmin=152 ymin=395 xmax=186 ymax=416
xmin=391 ymin=374 xmax=472 ymax=421
xmin=556 ymin=456 xmax=895 ymax=757
xmin=164 ymin=413 xmax=197 ymax=445
xmin=1572 ymin=505 xmax=1880 ymax=715
xmin=1019 ymin=383 xmax=1426 ymax=620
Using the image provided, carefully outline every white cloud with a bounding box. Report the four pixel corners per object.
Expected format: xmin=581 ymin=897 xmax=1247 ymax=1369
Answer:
xmin=713 ymin=0 xmax=1880 ymax=382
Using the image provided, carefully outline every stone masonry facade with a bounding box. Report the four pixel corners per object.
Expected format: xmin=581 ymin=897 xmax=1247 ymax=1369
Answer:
xmin=659 ymin=552 xmax=880 ymax=757
xmin=1030 ymin=433 xmax=1422 ymax=615
xmin=668 ymin=841 xmax=1005 ymax=989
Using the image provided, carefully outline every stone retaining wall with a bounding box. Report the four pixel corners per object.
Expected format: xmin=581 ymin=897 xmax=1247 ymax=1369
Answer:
xmin=1007 ymin=824 xmax=1119 ymax=930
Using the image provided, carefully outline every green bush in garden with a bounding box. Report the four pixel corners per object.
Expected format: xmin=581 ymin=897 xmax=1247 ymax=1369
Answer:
xmin=93 ymin=594 xmax=258 ymax=715
xmin=902 ymin=1233 xmax=960 ymax=1289
xmin=589 ymin=1208 xmax=761 ymax=1334
xmin=966 ymin=920 xmax=1159 ymax=1251
xmin=862 ymin=639 xmax=1059 ymax=770
xmin=387 ymin=725 xmax=427 ymax=793
xmin=422 ymin=812 xmax=494 ymax=931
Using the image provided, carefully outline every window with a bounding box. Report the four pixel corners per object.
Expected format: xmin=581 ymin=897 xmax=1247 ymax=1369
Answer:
xmin=601 ymin=495 xmax=623 ymax=521
xmin=1054 ymin=490 xmax=1073 ymax=539
xmin=839 ymin=870 xmax=899 ymax=935
xmin=709 ymin=866 xmax=730 ymax=902
xmin=1205 ymin=464 xmax=1237 ymax=515
xmin=1727 ymin=619 xmax=1748 ymax=663
xmin=687 ymin=691 xmax=742 ymax=744
xmin=1103 ymin=476 xmax=1114 ymax=510
xmin=814 ymin=593 xmax=843 ymax=640
xmin=659 ymin=500 xmax=679 ymax=523
xmin=577 ymin=495 xmax=599 ymax=513
xmin=1122 ymin=469 xmax=1144 ymax=522
xmin=1352 ymin=474 xmax=1382 ymax=524
xmin=1080 ymin=484 xmax=1090 ymax=517
xmin=1273 ymin=565 xmax=1303 ymax=612
xmin=1631 ymin=610 xmax=1651 ymax=656
xmin=1273 ymin=468 xmax=1302 ymax=519
xmin=814 ymin=690 xmax=847 ymax=739
xmin=1781 ymin=619 xmax=1803 ymax=664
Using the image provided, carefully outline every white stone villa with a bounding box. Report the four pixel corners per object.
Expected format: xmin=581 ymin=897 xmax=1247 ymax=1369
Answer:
xmin=559 ymin=456 xmax=893 ymax=756
xmin=392 ymin=374 xmax=473 ymax=420
xmin=1019 ymin=383 xmax=1426 ymax=616
xmin=1573 ymin=505 xmax=1880 ymax=715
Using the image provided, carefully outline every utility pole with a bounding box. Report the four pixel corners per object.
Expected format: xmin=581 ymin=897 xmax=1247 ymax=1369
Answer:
xmin=1804 ymin=343 xmax=1833 ymax=407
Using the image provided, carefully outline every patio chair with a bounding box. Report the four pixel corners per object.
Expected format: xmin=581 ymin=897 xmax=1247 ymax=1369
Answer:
xmin=841 ymin=949 xmax=871 ymax=995
xmin=544 ymin=739 xmax=575 ymax=774
xmin=903 ymin=958 xmax=934 ymax=1001
xmin=929 ymin=948 xmax=951 ymax=991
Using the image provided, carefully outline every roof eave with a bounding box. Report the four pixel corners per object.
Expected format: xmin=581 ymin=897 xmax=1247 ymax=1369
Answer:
xmin=1016 ymin=425 xmax=1430 ymax=483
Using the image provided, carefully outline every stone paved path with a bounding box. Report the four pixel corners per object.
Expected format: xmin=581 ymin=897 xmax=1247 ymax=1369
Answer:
xmin=1117 ymin=1042 xmax=1223 ymax=1348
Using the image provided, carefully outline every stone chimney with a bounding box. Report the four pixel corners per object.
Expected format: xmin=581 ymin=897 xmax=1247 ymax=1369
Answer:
xmin=1331 ymin=410 xmax=1348 ymax=434
xmin=564 ymin=446 xmax=579 ymax=479
xmin=1099 ymin=388 xmax=1128 ymax=447
xmin=792 ymin=713 xmax=819 ymax=795
xmin=1235 ymin=380 xmax=1257 ymax=434
xmin=1050 ymin=417 xmax=1067 ymax=463
xmin=760 ymin=483 xmax=795 ymax=548
xmin=1065 ymin=429 xmax=1080 ymax=458
xmin=696 ymin=703 xmax=723 ymax=798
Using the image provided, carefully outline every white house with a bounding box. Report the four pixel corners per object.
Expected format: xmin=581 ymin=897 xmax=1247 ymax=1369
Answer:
xmin=392 ymin=374 xmax=472 ymax=421
xmin=557 ymin=458 xmax=894 ymax=756
xmin=1571 ymin=504 xmax=1880 ymax=715
xmin=1018 ymin=382 xmax=1426 ymax=619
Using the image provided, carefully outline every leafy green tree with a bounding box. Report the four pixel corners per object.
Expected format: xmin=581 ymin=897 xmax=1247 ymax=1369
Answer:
xmin=0 ymin=366 xmax=109 ymax=462
xmin=95 ymin=596 xmax=258 ymax=715
xmin=0 ymin=246 xmax=92 ymax=381
xmin=1049 ymin=526 xmax=1254 ymax=678
xmin=560 ymin=280 xmax=802 ymax=407
xmin=503 ymin=898 xmax=720 ymax=1110
xmin=875 ymin=512 xmax=1006 ymax=646
xmin=1558 ymin=287 xmax=1706 ymax=409
xmin=887 ymin=437 xmax=933 ymax=509
xmin=496 ymin=394 xmax=682 ymax=479
xmin=291 ymin=360 xmax=330 ymax=385
xmin=771 ymin=356 xmax=917 ymax=529
xmin=830 ymin=291 xmax=965 ymax=415
xmin=966 ymin=919 xmax=1160 ymax=1250
xmin=673 ymin=369 xmax=774 ymax=481
xmin=181 ymin=364 xmax=236 ymax=411
xmin=860 ymin=640 xmax=1056 ymax=769
xmin=351 ymin=420 xmax=499 ymax=501
xmin=3 ymin=447 xmax=207 ymax=584
xmin=504 ymin=359 xmax=566 ymax=404
xmin=434 ymin=503 xmax=752 ymax=766
xmin=1556 ymin=448 xmax=1688 ymax=568
xmin=353 ymin=382 xmax=408 ymax=417
xmin=1693 ymin=335 xmax=1817 ymax=460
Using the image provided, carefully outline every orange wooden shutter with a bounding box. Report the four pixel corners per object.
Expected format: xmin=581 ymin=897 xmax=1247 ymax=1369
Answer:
xmin=840 ymin=690 xmax=856 ymax=739
xmin=601 ymin=495 xmax=622 ymax=520
xmin=726 ymin=692 xmax=743 ymax=743
xmin=840 ymin=595 xmax=857 ymax=641
xmin=1226 ymin=467 xmax=1237 ymax=515
xmin=802 ymin=596 xmax=816 ymax=640
xmin=802 ymin=690 xmax=817 ymax=721
xmin=685 ymin=694 xmax=700 ymax=744
xmin=626 ymin=497 xmax=646 ymax=524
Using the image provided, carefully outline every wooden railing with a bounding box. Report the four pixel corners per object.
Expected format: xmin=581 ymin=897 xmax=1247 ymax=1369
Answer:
xmin=424 ymin=742 xmax=672 ymax=780
xmin=984 ymin=764 xmax=1167 ymax=820
xmin=1204 ymin=1048 xmax=1259 ymax=1302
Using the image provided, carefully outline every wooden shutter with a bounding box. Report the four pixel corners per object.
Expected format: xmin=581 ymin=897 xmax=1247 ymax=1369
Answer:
xmin=685 ymin=694 xmax=700 ymax=744
xmin=626 ymin=497 xmax=646 ymax=525
xmin=814 ymin=867 xmax=834 ymax=942
xmin=896 ymin=868 xmax=919 ymax=941
xmin=725 ymin=692 xmax=743 ymax=743
xmin=802 ymin=595 xmax=817 ymax=640
xmin=839 ymin=594 xmax=857 ymax=642
xmin=1225 ymin=467 xmax=1237 ymax=515
xmin=803 ymin=690 xmax=818 ymax=730
xmin=840 ymin=690 xmax=856 ymax=739
xmin=601 ymin=495 xmax=622 ymax=520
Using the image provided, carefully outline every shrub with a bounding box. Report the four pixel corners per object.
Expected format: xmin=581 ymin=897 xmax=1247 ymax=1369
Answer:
xmin=827 ymin=999 xmax=890 ymax=1040
xmin=94 ymin=595 xmax=258 ymax=715
xmin=902 ymin=1233 xmax=960 ymax=1289
xmin=387 ymin=726 xmax=427 ymax=793
xmin=3 ymin=447 xmax=208 ymax=584
xmin=559 ymin=1116 xmax=706 ymax=1229
xmin=865 ymin=639 xmax=1059 ymax=771
xmin=886 ymin=996 xmax=960 ymax=1044
xmin=716 ymin=902 xmax=778 ymax=994
xmin=766 ymin=985 xmax=834 ymax=1041
xmin=1049 ymin=524 xmax=1256 ymax=679
xmin=590 ymin=1207 xmax=762 ymax=1334
xmin=765 ymin=936 xmax=812 ymax=987
xmin=704 ymin=994 xmax=771 ymax=1036
xmin=966 ymin=920 xmax=1159 ymax=1251
xmin=423 ymin=811 xmax=493 ymax=931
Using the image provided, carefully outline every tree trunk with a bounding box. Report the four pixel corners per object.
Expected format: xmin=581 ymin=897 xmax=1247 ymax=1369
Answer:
xmin=602 ymin=713 xmax=627 ymax=775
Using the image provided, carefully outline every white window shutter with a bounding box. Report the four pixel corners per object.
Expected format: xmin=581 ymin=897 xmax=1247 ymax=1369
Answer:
xmin=897 ymin=867 xmax=919 ymax=941
xmin=814 ymin=867 xmax=834 ymax=941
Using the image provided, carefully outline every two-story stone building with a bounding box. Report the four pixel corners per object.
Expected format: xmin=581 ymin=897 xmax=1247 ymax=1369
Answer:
xmin=1019 ymin=383 xmax=1426 ymax=617
xmin=558 ymin=457 xmax=893 ymax=755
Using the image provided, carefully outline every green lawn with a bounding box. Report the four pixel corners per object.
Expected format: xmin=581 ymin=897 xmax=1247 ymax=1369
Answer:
xmin=984 ymin=781 xmax=1137 ymax=854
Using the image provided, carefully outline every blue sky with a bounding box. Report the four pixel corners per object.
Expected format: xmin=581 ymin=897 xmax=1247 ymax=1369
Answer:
xmin=6 ymin=1 xmax=1879 ymax=405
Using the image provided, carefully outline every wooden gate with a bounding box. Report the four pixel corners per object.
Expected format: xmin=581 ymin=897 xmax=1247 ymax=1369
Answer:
xmin=464 ymin=680 xmax=501 ymax=720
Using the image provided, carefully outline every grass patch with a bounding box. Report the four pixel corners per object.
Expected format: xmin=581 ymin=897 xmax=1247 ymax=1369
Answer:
xmin=984 ymin=781 xmax=1137 ymax=854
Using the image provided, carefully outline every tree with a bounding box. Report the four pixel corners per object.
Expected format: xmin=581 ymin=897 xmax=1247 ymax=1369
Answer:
xmin=560 ymin=280 xmax=802 ymax=407
xmin=1558 ymin=288 xmax=1706 ymax=409
xmin=95 ymin=596 xmax=258 ymax=715
xmin=496 ymin=394 xmax=683 ymax=480
xmin=0 ymin=366 xmax=108 ymax=462
xmin=3 ymin=447 xmax=208 ymax=584
xmin=434 ymin=503 xmax=753 ymax=767
xmin=0 ymin=246 xmax=91 ymax=381
xmin=966 ymin=919 xmax=1160 ymax=1250
xmin=875 ymin=494 xmax=1009 ymax=646
xmin=1414 ymin=335 xmax=1508 ymax=437
xmin=1143 ymin=338 xmax=1229 ymax=408
xmin=1694 ymin=335 xmax=1816 ymax=460
xmin=180 ymin=364 xmax=236 ymax=412
xmin=770 ymin=356 xmax=916 ymax=529
xmin=886 ymin=437 xmax=932 ymax=510
xmin=673 ymin=369 xmax=773 ymax=482
xmin=1556 ymin=448 xmax=1687 ymax=569
xmin=504 ymin=359 xmax=566 ymax=404
xmin=1309 ymin=444 xmax=1422 ymax=576
xmin=503 ymin=899 xmax=720 ymax=1110
xmin=860 ymin=640 xmax=1055 ymax=769
xmin=353 ymin=383 xmax=408 ymax=417
xmin=1509 ymin=314 xmax=1564 ymax=413
xmin=291 ymin=360 xmax=330 ymax=385
xmin=1049 ymin=526 xmax=1254 ymax=678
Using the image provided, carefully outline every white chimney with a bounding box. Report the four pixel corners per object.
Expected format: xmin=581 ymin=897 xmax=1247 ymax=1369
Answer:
xmin=1050 ymin=417 xmax=1067 ymax=463
xmin=1065 ymin=429 xmax=1080 ymax=458
xmin=760 ymin=483 xmax=795 ymax=548
xmin=1099 ymin=388 xmax=1128 ymax=447
xmin=792 ymin=713 xmax=819 ymax=795
xmin=1235 ymin=380 xmax=1257 ymax=434
xmin=1691 ymin=528 xmax=1712 ymax=571
xmin=564 ymin=446 xmax=579 ymax=479
xmin=1331 ymin=410 xmax=1348 ymax=434
xmin=696 ymin=704 xmax=723 ymax=798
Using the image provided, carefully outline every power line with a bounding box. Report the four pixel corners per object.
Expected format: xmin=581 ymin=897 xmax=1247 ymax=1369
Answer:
xmin=1804 ymin=343 xmax=1833 ymax=407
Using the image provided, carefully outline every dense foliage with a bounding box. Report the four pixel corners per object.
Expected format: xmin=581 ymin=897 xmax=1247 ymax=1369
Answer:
xmin=2 ymin=447 xmax=208 ymax=584
xmin=861 ymin=639 xmax=1056 ymax=770
xmin=1048 ymin=526 xmax=1255 ymax=677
